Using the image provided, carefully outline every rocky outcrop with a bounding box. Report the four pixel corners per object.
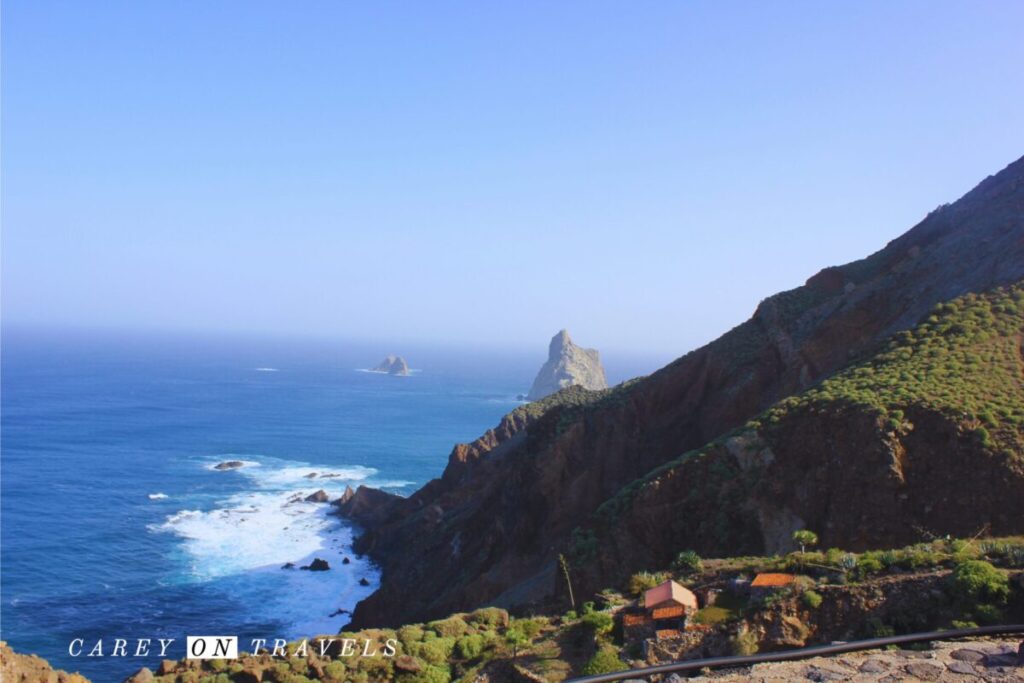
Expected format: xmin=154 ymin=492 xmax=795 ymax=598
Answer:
xmin=526 ymin=330 xmax=607 ymax=400
xmin=304 ymin=490 xmax=329 ymax=503
xmin=213 ymin=460 xmax=245 ymax=470
xmin=0 ymin=641 xmax=89 ymax=683
xmin=301 ymin=558 xmax=330 ymax=571
xmin=347 ymin=156 xmax=1024 ymax=629
xmin=334 ymin=485 xmax=405 ymax=529
xmin=372 ymin=355 xmax=410 ymax=376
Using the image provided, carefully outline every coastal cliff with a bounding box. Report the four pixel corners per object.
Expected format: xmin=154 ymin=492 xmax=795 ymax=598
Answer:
xmin=526 ymin=330 xmax=608 ymax=400
xmin=342 ymin=156 xmax=1024 ymax=629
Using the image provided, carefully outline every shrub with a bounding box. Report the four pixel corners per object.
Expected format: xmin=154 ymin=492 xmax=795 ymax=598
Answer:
xmin=580 ymin=611 xmax=614 ymax=637
xmin=730 ymin=631 xmax=759 ymax=656
xmin=409 ymin=637 xmax=456 ymax=666
xmin=949 ymin=560 xmax=1010 ymax=604
xmin=322 ymin=661 xmax=347 ymax=682
xmin=514 ymin=617 xmax=546 ymax=639
xmin=672 ymin=550 xmax=704 ymax=575
xmin=564 ymin=610 xmax=578 ymax=621
xmin=396 ymin=664 xmax=451 ymax=683
xmin=468 ymin=607 xmax=509 ymax=629
xmin=629 ymin=571 xmax=662 ymax=597
xmin=455 ymin=634 xmax=485 ymax=660
xmin=802 ymin=590 xmax=823 ymax=609
xmin=429 ymin=616 xmax=469 ymax=639
xmin=581 ymin=646 xmax=627 ymax=675
xmin=398 ymin=625 xmax=425 ymax=645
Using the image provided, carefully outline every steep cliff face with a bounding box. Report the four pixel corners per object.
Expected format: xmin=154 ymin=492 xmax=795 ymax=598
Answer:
xmin=526 ymin=330 xmax=608 ymax=400
xmin=575 ymin=283 xmax=1024 ymax=595
xmin=346 ymin=156 xmax=1024 ymax=628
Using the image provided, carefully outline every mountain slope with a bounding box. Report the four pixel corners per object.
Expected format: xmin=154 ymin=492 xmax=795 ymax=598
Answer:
xmin=572 ymin=283 xmax=1024 ymax=596
xmin=343 ymin=155 xmax=1024 ymax=628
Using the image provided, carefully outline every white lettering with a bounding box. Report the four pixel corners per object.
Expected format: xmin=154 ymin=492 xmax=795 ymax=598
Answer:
xmin=69 ymin=639 xmax=84 ymax=657
xmin=157 ymin=639 xmax=175 ymax=657
xmin=135 ymin=639 xmax=151 ymax=657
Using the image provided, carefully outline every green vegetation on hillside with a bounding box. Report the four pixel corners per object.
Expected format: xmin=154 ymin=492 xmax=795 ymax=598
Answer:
xmin=757 ymin=283 xmax=1024 ymax=453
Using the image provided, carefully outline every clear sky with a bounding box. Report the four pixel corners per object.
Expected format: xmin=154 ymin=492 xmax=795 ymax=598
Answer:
xmin=3 ymin=1 xmax=1023 ymax=357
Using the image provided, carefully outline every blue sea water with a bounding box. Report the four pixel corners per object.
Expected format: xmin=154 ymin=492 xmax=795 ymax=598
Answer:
xmin=1 ymin=329 xmax=657 ymax=681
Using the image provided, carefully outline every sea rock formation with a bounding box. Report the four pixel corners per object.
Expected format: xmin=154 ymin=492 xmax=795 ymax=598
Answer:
xmin=304 ymin=490 xmax=329 ymax=503
xmin=526 ymin=329 xmax=607 ymax=400
xmin=213 ymin=460 xmax=245 ymax=470
xmin=372 ymin=355 xmax=410 ymax=376
xmin=340 ymin=155 xmax=1024 ymax=629
xmin=301 ymin=558 xmax=330 ymax=571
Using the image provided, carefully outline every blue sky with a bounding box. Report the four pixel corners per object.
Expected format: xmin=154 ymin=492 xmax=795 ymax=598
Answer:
xmin=3 ymin=1 xmax=1023 ymax=357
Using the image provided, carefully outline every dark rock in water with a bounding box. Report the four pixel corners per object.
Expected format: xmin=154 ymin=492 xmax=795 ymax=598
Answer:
xmin=342 ymin=557 xmax=351 ymax=565
xmin=329 ymin=608 xmax=350 ymax=617
xmin=372 ymin=355 xmax=410 ymax=376
xmin=359 ymin=577 xmax=370 ymax=586
xmin=304 ymin=489 xmax=329 ymax=503
xmin=304 ymin=472 xmax=318 ymax=479
xmin=526 ymin=330 xmax=608 ymax=401
xmin=281 ymin=562 xmax=295 ymax=570
xmin=301 ymin=558 xmax=330 ymax=571
xmin=213 ymin=460 xmax=245 ymax=471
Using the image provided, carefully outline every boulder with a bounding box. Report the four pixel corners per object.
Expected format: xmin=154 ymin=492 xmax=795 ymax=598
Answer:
xmin=304 ymin=490 xmax=329 ymax=503
xmin=301 ymin=558 xmax=330 ymax=571
xmin=359 ymin=577 xmax=371 ymax=586
xmin=213 ymin=460 xmax=245 ymax=470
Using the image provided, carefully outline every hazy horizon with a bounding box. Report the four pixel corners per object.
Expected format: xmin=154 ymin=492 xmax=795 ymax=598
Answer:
xmin=3 ymin=2 xmax=1023 ymax=356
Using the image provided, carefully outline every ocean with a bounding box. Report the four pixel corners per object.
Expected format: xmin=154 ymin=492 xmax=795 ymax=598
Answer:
xmin=0 ymin=328 xmax=657 ymax=681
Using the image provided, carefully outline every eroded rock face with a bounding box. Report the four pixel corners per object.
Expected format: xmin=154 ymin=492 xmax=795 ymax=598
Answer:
xmin=347 ymin=156 xmax=1024 ymax=629
xmin=526 ymin=330 xmax=608 ymax=400
xmin=0 ymin=641 xmax=89 ymax=683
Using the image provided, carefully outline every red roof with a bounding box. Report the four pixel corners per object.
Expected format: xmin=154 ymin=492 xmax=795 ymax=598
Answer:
xmin=751 ymin=573 xmax=797 ymax=587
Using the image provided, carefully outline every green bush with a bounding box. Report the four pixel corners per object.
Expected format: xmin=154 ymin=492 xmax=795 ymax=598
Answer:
xmin=455 ymin=634 xmax=485 ymax=660
xmin=672 ymin=550 xmax=703 ymax=575
xmin=428 ymin=616 xmax=468 ymax=639
xmin=730 ymin=631 xmax=759 ymax=656
xmin=396 ymin=664 xmax=451 ymax=683
xmin=581 ymin=646 xmax=626 ymax=675
xmin=398 ymin=625 xmax=426 ymax=645
xmin=468 ymin=607 xmax=509 ymax=629
xmin=629 ymin=571 xmax=662 ymax=597
xmin=802 ymin=590 xmax=823 ymax=609
xmin=580 ymin=611 xmax=614 ymax=637
xmin=950 ymin=560 xmax=1010 ymax=604
xmin=322 ymin=661 xmax=347 ymax=682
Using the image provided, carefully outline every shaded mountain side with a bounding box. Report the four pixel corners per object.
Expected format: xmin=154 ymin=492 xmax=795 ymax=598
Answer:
xmin=343 ymin=155 xmax=1024 ymax=628
xmin=571 ymin=284 xmax=1024 ymax=598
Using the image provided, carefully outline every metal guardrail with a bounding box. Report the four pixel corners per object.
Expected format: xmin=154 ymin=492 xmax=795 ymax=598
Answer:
xmin=566 ymin=623 xmax=1024 ymax=682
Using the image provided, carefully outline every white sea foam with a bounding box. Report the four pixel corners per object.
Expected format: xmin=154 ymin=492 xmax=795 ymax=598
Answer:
xmin=155 ymin=457 xmax=385 ymax=581
xmin=254 ymin=367 xmax=279 ymax=372
xmin=148 ymin=492 xmax=169 ymax=500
